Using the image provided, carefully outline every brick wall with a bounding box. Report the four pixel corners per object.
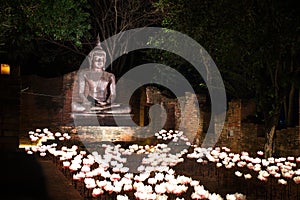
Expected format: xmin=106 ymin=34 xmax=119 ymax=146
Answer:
xmin=239 ymin=123 xmax=265 ymax=153
xmin=144 ymin=87 xmax=300 ymax=156
xmin=179 ymin=92 xmax=201 ymax=142
xmin=145 ymin=86 xmax=180 ymax=130
xmin=146 ymin=87 xmax=207 ymax=144
xmin=20 ymin=75 xmax=65 ymax=129
xmin=61 ymin=71 xmax=77 ymax=125
xmin=0 ymin=65 xmax=21 ymax=150
xmin=62 ymin=74 xmax=300 ymax=156
xmin=215 ymin=100 xmax=245 ymax=152
xmin=241 ymin=99 xmax=256 ymax=120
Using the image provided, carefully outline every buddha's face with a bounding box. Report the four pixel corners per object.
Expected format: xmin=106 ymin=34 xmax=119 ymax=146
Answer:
xmin=92 ymin=53 xmax=106 ymax=71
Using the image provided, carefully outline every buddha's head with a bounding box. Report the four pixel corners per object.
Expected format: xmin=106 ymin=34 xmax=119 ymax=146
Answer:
xmin=88 ymin=36 xmax=107 ymax=71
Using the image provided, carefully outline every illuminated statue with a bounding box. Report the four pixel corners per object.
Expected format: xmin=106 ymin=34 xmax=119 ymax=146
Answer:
xmin=72 ymin=37 xmax=130 ymax=114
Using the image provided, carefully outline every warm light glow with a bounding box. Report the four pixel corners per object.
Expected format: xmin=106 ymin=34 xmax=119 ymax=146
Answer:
xmin=1 ymin=64 xmax=10 ymax=75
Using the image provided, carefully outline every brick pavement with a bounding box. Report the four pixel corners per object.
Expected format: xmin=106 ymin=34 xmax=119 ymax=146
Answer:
xmin=38 ymin=159 xmax=83 ymax=200
xmin=0 ymin=150 xmax=83 ymax=200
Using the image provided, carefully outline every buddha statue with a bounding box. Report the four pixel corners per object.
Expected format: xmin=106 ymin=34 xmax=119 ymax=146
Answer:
xmin=72 ymin=37 xmax=130 ymax=114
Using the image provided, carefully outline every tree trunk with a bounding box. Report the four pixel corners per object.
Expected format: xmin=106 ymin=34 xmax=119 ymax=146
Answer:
xmin=263 ymin=104 xmax=281 ymax=158
xmin=283 ymin=96 xmax=287 ymax=125
xmin=264 ymin=125 xmax=276 ymax=158
xmin=287 ymin=84 xmax=295 ymax=126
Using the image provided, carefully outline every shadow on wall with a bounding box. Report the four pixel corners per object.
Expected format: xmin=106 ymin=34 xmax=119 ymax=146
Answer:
xmin=20 ymin=74 xmax=68 ymax=130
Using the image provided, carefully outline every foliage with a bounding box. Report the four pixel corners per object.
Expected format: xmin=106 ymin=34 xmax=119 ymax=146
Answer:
xmin=154 ymin=0 xmax=299 ymax=119
xmin=87 ymin=0 xmax=163 ymax=76
xmin=1 ymin=0 xmax=164 ymax=76
xmin=153 ymin=0 xmax=300 ymax=156
xmin=25 ymin=0 xmax=90 ymax=45
xmin=0 ymin=0 xmax=91 ymax=74
xmin=5 ymin=0 xmax=90 ymax=45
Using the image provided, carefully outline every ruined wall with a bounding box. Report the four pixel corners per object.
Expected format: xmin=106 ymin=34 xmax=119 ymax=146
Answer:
xmin=62 ymin=74 xmax=300 ymax=156
xmin=146 ymin=87 xmax=208 ymax=144
xmin=145 ymin=86 xmax=180 ymax=130
xmin=240 ymin=123 xmax=264 ymax=152
xmin=61 ymin=71 xmax=77 ymax=125
xmin=144 ymin=87 xmax=300 ymax=156
xmin=241 ymin=99 xmax=256 ymax=120
xmin=217 ymin=100 xmax=242 ymax=151
xmin=275 ymin=127 xmax=299 ymax=157
xmin=20 ymin=74 xmax=65 ymax=129
xmin=0 ymin=65 xmax=21 ymax=150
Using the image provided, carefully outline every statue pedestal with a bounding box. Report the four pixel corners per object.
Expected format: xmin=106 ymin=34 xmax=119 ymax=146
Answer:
xmin=72 ymin=112 xmax=159 ymax=143
xmin=75 ymin=125 xmax=159 ymax=144
xmin=71 ymin=112 xmax=134 ymax=126
xmin=75 ymin=126 xmax=136 ymax=143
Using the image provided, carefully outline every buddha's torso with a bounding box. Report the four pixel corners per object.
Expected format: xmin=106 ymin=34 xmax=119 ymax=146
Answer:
xmin=84 ymin=71 xmax=112 ymax=102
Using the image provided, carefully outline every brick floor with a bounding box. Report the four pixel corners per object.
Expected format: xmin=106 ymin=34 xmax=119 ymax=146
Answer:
xmin=0 ymin=150 xmax=83 ymax=200
xmin=38 ymin=159 xmax=83 ymax=200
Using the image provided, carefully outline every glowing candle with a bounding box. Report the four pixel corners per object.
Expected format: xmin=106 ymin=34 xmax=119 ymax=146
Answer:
xmin=1 ymin=64 xmax=10 ymax=75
